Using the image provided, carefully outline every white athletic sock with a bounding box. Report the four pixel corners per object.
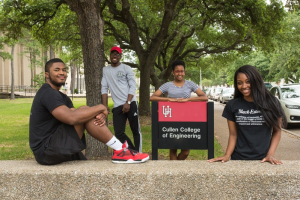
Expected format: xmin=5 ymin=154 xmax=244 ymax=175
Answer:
xmin=106 ymin=136 xmax=123 ymax=150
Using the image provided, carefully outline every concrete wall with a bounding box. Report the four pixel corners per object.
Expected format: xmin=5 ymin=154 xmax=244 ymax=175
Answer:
xmin=0 ymin=160 xmax=299 ymax=199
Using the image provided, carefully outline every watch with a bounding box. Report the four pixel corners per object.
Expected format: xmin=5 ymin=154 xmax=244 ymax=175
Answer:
xmin=127 ymin=101 xmax=131 ymax=105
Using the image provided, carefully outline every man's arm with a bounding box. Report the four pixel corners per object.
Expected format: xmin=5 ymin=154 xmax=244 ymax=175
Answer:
xmin=122 ymin=94 xmax=134 ymax=113
xmin=52 ymin=104 xmax=108 ymax=125
xmin=122 ymin=66 xmax=136 ymax=113
xmin=126 ymin=66 xmax=136 ymax=96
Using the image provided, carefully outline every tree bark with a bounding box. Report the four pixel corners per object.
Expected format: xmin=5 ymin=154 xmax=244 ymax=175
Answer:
xmin=50 ymin=45 xmax=55 ymax=59
xmin=33 ymin=54 xmax=36 ymax=86
xmin=43 ymin=47 xmax=48 ymax=69
xmin=76 ymin=64 xmax=79 ymax=93
xmin=70 ymin=63 xmax=76 ymax=94
xmin=65 ymin=0 xmax=109 ymax=158
xmin=138 ymin=60 xmax=151 ymax=115
xmin=30 ymin=51 xmax=33 ymax=87
xmin=20 ymin=45 xmax=24 ymax=85
xmin=10 ymin=45 xmax=15 ymax=100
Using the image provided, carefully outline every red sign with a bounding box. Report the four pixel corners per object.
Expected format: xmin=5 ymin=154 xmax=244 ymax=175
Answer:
xmin=158 ymin=102 xmax=207 ymax=122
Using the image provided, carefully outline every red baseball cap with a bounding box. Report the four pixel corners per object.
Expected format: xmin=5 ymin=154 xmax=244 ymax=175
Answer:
xmin=110 ymin=46 xmax=122 ymax=54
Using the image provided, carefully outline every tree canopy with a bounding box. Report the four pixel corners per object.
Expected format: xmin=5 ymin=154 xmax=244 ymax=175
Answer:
xmin=215 ymin=9 xmax=300 ymax=86
xmin=100 ymin=0 xmax=285 ymax=114
xmin=269 ymin=11 xmax=300 ymax=83
xmin=0 ymin=36 xmax=12 ymax=60
xmin=1 ymin=0 xmax=286 ymax=115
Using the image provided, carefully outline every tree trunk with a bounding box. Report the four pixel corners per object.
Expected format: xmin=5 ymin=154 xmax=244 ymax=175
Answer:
xmin=43 ymin=47 xmax=48 ymax=70
xmin=79 ymin=74 xmax=82 ymax=94
xmin=33 ymin=55 xmax=36 ymax=86
xmin=138 ymin=60 xmax=151 ymax=116
xmin=70 ymin=63 xmax=76 ymax=94
xmin=50 ymin=45 xmax=55 ymax=59
xmin=65 ymin=0 xmax=109 ymax=158
xmin=76 ymin=64 xmax=79 ymax=93
xmin=30 ymin=51 xmax=33 ymax=86
xmin=20 ymin=45 xmax=24 ymax=85
xmin=10 ymin=45 xmax=15 ymax=100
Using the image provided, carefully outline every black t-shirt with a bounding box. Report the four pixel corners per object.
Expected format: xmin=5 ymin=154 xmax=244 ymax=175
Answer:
xmin=222 ymin=97 xmax=272 ymax=160
xmin=29 ymin=83 xmax=73 ymax=158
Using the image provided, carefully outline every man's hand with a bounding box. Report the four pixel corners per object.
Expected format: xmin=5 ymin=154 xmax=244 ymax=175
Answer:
xmin=94 ymin=113 xmax=107 ymax=127
xmin=122 ymin=103 xmax=130 ymax=114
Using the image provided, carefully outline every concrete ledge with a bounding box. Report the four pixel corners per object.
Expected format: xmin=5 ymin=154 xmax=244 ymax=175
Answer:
xmin=0 ymin=160 xmax=299 ymax=199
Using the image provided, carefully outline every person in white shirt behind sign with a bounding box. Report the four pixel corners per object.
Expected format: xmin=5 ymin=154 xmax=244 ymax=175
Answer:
xmin=150 ymin=60 xmax=208 ymax=160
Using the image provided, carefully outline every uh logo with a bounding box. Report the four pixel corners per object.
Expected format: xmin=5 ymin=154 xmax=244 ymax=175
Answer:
xmin=162 ymin=105 xmax=172 ymax=118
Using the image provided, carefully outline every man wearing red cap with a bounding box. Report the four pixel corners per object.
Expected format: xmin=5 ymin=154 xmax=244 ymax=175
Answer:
xmin=101 ymin=46 xmax=143 ymax=153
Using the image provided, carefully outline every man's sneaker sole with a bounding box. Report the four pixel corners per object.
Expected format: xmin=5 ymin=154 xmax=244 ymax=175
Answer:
xmin=112 ymin=155 xmax=149 ymax=164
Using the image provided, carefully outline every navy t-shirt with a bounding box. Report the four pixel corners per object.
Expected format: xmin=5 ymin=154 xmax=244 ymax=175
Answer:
xmin=222 ymin=97 xmax=272 ymax=160
xmin=29 ymin=83 xmax=73 ymax=158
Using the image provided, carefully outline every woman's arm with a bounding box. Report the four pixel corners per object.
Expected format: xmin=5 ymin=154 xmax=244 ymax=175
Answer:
xmin=261 ymin=118 xmax=283 ymax=165
xmin=208 ymin=120 xmax=237 ymax=163
xmin=149 ymin=89 xmax=177 ymax=102
xmin=186 ymin=88 xmax=208 ymax=101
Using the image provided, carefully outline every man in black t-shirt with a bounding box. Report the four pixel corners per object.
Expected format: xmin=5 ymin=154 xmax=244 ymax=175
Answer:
xmin=29 ymin=58 xmax=149 ymax=165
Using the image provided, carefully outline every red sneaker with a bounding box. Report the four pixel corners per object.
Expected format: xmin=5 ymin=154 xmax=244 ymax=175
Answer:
xmin=112 ymin=141 xmax=149 ymax=164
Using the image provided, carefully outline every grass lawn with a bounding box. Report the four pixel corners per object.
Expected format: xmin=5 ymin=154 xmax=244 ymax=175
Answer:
xmin=0 ymin=98 xmax=224 ymax=160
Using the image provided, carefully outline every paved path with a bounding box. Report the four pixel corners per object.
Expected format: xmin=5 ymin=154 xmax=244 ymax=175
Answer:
xmin=213 ymin=101 xmax=300 ymax=160
xmin=285 ymin=124 xmax=300 ymax=136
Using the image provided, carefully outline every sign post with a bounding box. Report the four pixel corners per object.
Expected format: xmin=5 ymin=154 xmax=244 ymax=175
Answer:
xmin=151 ymin=101 xmax=214 ymax=160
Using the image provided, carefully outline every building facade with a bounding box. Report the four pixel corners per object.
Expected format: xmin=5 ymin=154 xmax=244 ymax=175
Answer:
xmin=0 ymin=42 xmax=43 ymax=87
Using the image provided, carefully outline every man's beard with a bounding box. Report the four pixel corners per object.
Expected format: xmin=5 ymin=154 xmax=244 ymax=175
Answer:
xmin=49 ymin=75 xmax=65 ymax=87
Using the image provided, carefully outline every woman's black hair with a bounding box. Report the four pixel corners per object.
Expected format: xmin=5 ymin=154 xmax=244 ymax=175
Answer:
xmin=233 ymin=65 xmax=284 ymax=129
xmin=171 ymin=60 xmax=185 ymax=71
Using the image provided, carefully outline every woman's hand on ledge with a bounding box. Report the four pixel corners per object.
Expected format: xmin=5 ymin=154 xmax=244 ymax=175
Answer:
xmin=261 ymin=156 xmax=283 ymax=165
xmin=207 ymin=155 xmax=230 ymax=163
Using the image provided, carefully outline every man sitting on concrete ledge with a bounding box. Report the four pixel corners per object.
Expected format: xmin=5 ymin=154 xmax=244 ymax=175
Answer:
xmin=29 ymin=58 xmax=149 ymax=165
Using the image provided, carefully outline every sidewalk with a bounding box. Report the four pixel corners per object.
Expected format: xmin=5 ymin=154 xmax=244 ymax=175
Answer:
xmin=213 ymin=101 xmax=300 ymax=160
xmin=13 ymin=91 xmax=139 ymax=98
